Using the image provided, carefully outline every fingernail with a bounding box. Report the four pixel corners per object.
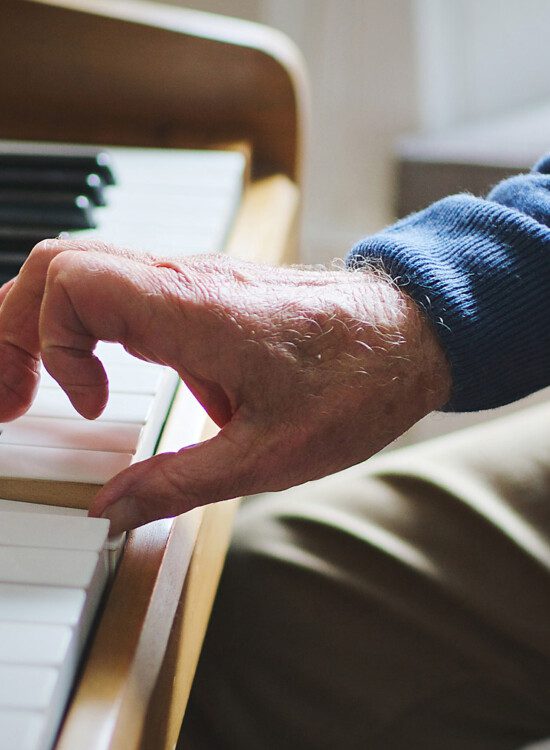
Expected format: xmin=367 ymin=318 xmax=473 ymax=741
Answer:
xmin=101 ymin=495 xmax=140 ymax=535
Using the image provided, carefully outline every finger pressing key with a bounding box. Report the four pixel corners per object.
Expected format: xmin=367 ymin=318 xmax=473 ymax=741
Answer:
xmin=0 ymin=240 xmax=66 ymax=420
xmin=38 ymin=249 xmax=188 ymax=419
xmin=39 ymin=251 xmax=118 ymax=420
xmin=0 ymin=238 xmax=163 ymax=421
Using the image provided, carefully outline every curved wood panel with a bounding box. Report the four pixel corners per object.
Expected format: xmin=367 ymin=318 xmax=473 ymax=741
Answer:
xmin=0 ymin=0 xmax=307 ymax=180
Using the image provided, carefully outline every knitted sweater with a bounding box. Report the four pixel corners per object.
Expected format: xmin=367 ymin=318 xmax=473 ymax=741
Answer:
xmin=347 ymin=156 xmax=550 ymax=412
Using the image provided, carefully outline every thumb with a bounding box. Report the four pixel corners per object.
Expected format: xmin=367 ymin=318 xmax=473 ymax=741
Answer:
xmin=89 ymin=421 xmax=265 ymax=533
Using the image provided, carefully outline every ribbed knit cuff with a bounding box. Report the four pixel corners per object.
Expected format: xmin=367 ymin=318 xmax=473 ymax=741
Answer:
xmin=347 ymin=193 xmax=550 ymax=412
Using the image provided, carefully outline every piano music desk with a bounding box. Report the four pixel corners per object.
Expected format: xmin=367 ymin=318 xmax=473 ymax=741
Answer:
xmin=0 ymin=2 xmax=306 ymax=749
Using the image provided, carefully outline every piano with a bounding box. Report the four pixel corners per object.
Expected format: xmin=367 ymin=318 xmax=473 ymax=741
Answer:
xmin=0 ymin=1 xmax=306 ymax=749
xmin=0 ymin=141 xmax=247 ymax=509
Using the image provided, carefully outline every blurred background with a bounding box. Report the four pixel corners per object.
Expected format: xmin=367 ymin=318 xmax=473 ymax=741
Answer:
xmin=152 ymin=0 xmax=550 ymax=444
xmin=157 ymin=0 xmax=550 ymax=262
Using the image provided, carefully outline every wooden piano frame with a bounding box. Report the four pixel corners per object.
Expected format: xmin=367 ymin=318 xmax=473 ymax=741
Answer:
xmin=0 ymin=1 xmax=307 ymax=748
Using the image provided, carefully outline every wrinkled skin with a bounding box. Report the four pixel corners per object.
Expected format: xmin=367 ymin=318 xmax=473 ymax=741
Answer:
xmin=0 ymin=240 xmax=451 ymax=533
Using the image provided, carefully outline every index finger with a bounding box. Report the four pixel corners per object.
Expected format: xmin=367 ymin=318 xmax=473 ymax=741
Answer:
xmin=0 ymin=240 xmax=63 ymax=420
xmin=0 ymin=239 xmax=156 ymax=421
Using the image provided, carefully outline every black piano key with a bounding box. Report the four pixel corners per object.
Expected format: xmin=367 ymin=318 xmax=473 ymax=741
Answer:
xmin=0 ymin=228 xmax=70 ymax=256
xmin=0 ymin=261 xmax=24 ymax=286
xmin=0 ymin=228 xmax=71 ymax=278
xmin=0 ymin=191 xmax=96 ymax=230
xmin=84 ymin=174 xmax=106 ymax=206
xmin=0 ymin=151 xmax=116 ymax=185
xmin=0 ymin=250 xmax=31 ymax=266
xmin=0 ymin=261 xmax=23 ymax=275
xmin=0 ymin=168 xmax=107 ymax=206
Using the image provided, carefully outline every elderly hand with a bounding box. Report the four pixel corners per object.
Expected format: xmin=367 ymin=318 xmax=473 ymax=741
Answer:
xmin=0 ymin=240 xmax=451 ymax=532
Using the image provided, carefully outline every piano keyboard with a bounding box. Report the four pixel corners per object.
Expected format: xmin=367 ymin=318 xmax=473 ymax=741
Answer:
xmin=0 ymin=141 xmax=246 ymax=749
xmin=0 ymin=497 xmax=125 ymax=750
xmin=0 ymin=141 xmax=246 ymax=506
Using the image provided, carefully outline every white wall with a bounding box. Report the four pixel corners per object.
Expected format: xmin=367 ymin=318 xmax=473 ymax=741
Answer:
xmin=152 ymin=0 xmax=421 ymax=263
xmin=155 ymin=0 xmax=550 ymax=265
xmin=415 ymin=0 xmax=550 ymax=131
xmin=263 ymin=0 xmax=419 ymax=263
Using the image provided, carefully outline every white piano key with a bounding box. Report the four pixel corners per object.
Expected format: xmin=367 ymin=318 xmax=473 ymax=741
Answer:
xmin=0 ymin=580 xmax=105 ymax=664
xmin=0 ymin=416 xmax=142 ymax=453
xmin=74 ymin=210 xmax=234 ymax=252
xmin=0 ymin=710 xmax=45 ymax=750
xmin=94 ymin=342 xmax=169 ymax=368
xmin=0 ymin=622 xmax=73 ymax=667
xmin=97 ymin=196 xmax=231 ymax=227
xmin=105 ymin=196 xmax=232 ymax=226
xmin=0 ymin=665 xmax=70 ymax=750
xmin=0 ymin=511 xmax=108 ymax=551
xmin=0 ymin=665 xmax=59 ymax=710
xmin=0 ymin=502 xmax=125 ymax=574
xmin=70 ymin=146 xmax=245 ymax=256
xmin=0 ymin=498 xmax=86 ymax=516
xmin=0 ymin=142 xmax=245 ymax=216
xmin=110 ymin=147 xmax=246 ymax=188
xmin=104 ymin=531 xmax=126 ymax=573
xmin=75 ymin=226 xmax=225 ymax=255
xmin=131 ymin=381 xmax=181 ymax=461
xmin=0 ymin=584 xmax=86 ymax=625
xmin=39 ymin=361 xmax=166 ymax=395
xmin=94 ymin=341 xmax=139 ymax=364
xmin=40 ymin=352 xmax=160 ymax=374
xmin=27 ymin=388 xmax=154 ymax=423
xmin=0 ymin=444 xmax=132 ymax=484
xmin=0 ymin=547 xmax=103 ymax=588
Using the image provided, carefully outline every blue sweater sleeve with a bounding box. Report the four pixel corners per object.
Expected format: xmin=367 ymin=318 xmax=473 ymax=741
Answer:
xmin=346 ymin=156 xmax=550 ymax=412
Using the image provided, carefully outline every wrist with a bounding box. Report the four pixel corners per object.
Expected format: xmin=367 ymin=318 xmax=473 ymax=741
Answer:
xmin=345 ymin=268 xmax=452 ymax=417
xmin=264 ymin=265 xmax=454 ymax=474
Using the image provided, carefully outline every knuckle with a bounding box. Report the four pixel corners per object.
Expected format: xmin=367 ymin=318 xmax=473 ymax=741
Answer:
xmin=26 ymin=238 xmax=64 ymax=269
xmin=32 ymin=238 xmax=120 ymax=267
xmin=46 ymin=250 xmax=83 ymax=283
xmin=31 ymin=238 xmax=58 ymax=256
xmin=23 ymin=239 xmax=85 ymax=282
xmin=159 ymin=459 xmax=195 ymax=510
xmin=157 ymin=453 xmax=221 ymax=512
